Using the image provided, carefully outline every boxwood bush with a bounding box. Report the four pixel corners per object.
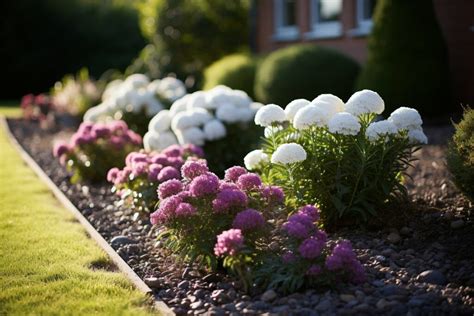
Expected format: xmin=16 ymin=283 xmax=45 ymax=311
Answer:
xmin=355 ymin=0 xmax=451 ymax=116
xmin=447 ymin=107 xmax=474 ymax=202
xmin=255 ymin=45 xmax=360 ymax=106
xmin=203 ymin=54 xmax=258 ymax=99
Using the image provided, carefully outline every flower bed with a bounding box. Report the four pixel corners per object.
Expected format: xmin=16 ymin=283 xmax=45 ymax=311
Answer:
xmin=7 ymin=118 xmax=473 ymax=315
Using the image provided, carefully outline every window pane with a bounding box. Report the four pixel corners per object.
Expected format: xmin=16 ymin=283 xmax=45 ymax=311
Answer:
xmin=283 ymin=0 xmax=296 ymax=26
xmin=318 ymin=0 xmax=342 ymax=23
xmin=362 ymin=0 xmax=377 ymax=20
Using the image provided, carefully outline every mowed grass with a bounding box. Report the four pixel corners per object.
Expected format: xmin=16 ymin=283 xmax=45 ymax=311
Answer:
xmin=0 ymin=101 xmax=21 ymax=118
xmin=0 ymin=107 xmax=153 ymax=315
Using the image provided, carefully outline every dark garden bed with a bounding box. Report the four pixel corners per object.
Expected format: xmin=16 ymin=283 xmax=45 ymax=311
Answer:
xmin=8 ymin=118 xmax=474 ymax=315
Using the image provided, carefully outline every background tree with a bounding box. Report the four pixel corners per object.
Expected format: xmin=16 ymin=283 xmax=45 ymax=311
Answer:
xmin=356 ymin=0 xmax=451 ymax=116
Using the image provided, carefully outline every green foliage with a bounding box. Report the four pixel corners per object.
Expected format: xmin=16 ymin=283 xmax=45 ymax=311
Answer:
xmin=256 ymin=114 xmax=420 ymax=229
xmin=203 ymin=54 xmax=258 ymax=99
xmin=447 ymin=107 xmax=474 ymax=201
xmin=0 ymin=123 xmax=151 ymax=315
xmin=0 ymin=0 xmax=145 ymax=98
xmin=355 ymin=0 xmax=451 ymax=116
xmin=255 ymin=45 xmax=360 ymax=106
xmin=138 ymin=0 xmax=250 ymax=87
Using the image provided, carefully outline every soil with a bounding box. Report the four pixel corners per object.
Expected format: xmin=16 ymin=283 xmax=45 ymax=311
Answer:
xmin=7 ymin=118 xmax=474 ymax=315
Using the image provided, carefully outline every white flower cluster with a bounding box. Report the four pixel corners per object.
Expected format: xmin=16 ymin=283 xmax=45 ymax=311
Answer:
xmin=270 ymin=143 xmax=307 ymax=165
xmin=83 ymin=74 xmax=186 ymax=122
xmin=144 ymin=85 xmax=261 ymax=151
xmin=244 ymin=150 xmax=269 ymax=170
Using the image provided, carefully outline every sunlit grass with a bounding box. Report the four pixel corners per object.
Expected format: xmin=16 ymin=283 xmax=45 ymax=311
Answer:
xmin=0 ymin=115 xmax=153 ymax=315
xmin=0 ymin=100 xmax=21 ymax=118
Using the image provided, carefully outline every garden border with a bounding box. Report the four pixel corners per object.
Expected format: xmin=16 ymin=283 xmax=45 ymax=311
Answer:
xmin=0 ymin=116 xmax=174 ymax=316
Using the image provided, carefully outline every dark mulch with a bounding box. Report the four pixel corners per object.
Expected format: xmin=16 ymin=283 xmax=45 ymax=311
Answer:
xmin=8 ymin=118 xmax=474 ymax=315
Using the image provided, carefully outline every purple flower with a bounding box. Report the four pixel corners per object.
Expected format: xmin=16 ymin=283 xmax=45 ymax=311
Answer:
xmin=150 ymin=154 xmax=169 ymax=166
xmin=306 ymin=265 xmax=322 ymax=276
xmin=214 ymin=229 xmax=244 ymax=257
xmin=282 ymin=250 xmax=297 ymax=264
xmin=325 ymin=240 xmax=365 ymax=283
xmin=176 ymin=190 xmax=192 ymax=201
xmin=219 ymin=181 xmax=239 ymax=191
xmin=182 ymin=144 xmax=204 ymax=157
xmin=224 ymin=166 xmax=247 ymax=182
xmin=157 ymin=166 xmax=180 ymax=182
xmin=189 ymin=172 xmax=219 ymax=197
xmin=175 ymin=202 xmax=197 ymax=217
xmin=132 ymin=162 xmax=148 ymax=176
xmin=158 ymin=179 xmax=183 ymax=200
xmin=53 ymin=141 xmax=69 ymax=158
xmin=91 ymin=124 xmax=111 ymax=138
xmin=212 ymin=189 xmax=248 ymax=213
xmin=232 ymin=209 xmax=265 ymax=231
xmin=282 ymin=221 xmax=311 ymax=239
xmin=148 ymin=163 xmax=163 ymax=181
xmin=261 ymin=186 xmax=285 ymax=206
xmin=298 ymin=205 xmax=320 ymax=222
xmin=181 ymin=160 xmax=209 ymax=180
xmin=109 ymin=120 xmax=128 ymax=132
xmin=237 ymin=173 xmax=262 ymax=191
xmin=167 ymin=156 xmax=185 ymax=170
xmin=162 ymin=145 xmax=183 ymax=157
xmin=298 ymin=236 xmax=325 ymax=259
xmin=107 ymin=167 xmax=120 ymax=183
xmin=109 ymin=136 xmax=125 ymax=149
xmin=127 ymin=152 xmax=149 ymax=166
xmin=77 ymin=122 xmax=94 ymax=135
xmin=114 ymin=167 xmax=132 ymax=185
xmin=151 ymin=195 xmax=182 ymax=224
xmin=70 ymin=133 xmax=91 ymax=147
xmin=127 ymin=130 xmax=142 ymax=145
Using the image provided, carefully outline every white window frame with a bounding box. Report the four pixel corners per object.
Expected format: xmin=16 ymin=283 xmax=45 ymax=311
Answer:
xmin=273 ymin=0 xmax=299 ymax=41
xmin=305 ymin=0 xmax=342 ymax=39
xmin=348 ymin=0 xmax=374 ymax=36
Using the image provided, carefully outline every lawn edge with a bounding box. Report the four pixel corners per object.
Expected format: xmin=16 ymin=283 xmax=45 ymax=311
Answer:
xmin=1 ymin=116 xmax=174 ymax=316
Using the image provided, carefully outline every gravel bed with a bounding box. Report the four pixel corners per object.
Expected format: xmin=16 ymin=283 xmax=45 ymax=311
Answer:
xmin=8 ymin=119 xmax=474 ymax=315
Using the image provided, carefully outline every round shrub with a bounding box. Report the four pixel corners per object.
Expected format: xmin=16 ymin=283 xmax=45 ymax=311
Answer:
xmin=355 ymin=0 xmax=451 ymax=116
xmin=255 ymin=45 xmax=360 ymax=106
xmin=447 ymin=107 xmax=474 ymax=202
xmin=203 ymin=54 xmax=258 ymax=98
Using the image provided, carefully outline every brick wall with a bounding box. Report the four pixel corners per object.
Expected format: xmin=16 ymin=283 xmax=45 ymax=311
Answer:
xmin=255 ymin=0 xmax=474 ymax=106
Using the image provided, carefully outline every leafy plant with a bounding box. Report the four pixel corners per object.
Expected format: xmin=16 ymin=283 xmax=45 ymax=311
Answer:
xmin=53 ymin=121 xmax=142 ymax=183
xmin=107 ymin=144 xmax=204 ymax=214
xmin=249 ymin=90 xmax=427 ymax=228
xmin=447 ymin=107 xmax=474 ymax=202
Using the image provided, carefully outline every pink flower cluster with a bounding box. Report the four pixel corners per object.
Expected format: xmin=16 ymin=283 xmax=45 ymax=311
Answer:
xmin=214 ymin=229 xmax=244 ymax=256
xmin=107 ymin=145 xmax=204 ymax=209
xmin=21 ymin=93 xmax=53 ymax=121
xmin=53 ymin=121 xmax=142 ymax=165
xmin=281 ymin=205 xmax=365 ymax=283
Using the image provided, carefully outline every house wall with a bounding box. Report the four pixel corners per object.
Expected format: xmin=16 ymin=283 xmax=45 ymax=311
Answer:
xmin=255 ymin=0 xmax=474 ymax=106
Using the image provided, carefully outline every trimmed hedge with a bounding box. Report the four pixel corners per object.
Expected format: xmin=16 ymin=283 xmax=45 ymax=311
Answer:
xmin=203 ymin=54 xmax=258 ymax=98
xmin=255 ymin=45 xmax=360 ymax=106
xmin=0 ymin=0 xmax=145 ymax=98
xmin=447 ymin=107 xmax=474 ymax=202
xmin=356 ymin=0 xmax=451 ymax=116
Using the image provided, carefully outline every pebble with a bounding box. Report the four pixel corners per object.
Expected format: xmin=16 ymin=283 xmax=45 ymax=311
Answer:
xmin=450 ymin=219 xmax=464 ymax=229
xmin=417 ymin=270 xmax=447 ymax=285
xmin=339 ymin=294 xmax=356 ymax=303
xmin=110 ymin=235 xmax=137 ymax=246
xmin=387 ymin=232 xmax=401 ymax=244
xmin=143 ymin=276 xmax=161 ymax=288
xmin=261 ymin=289 xmax=278 ymax=302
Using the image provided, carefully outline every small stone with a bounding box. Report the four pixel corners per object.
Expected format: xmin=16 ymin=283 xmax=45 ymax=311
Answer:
xmin=417 ymin=270 xmax=447 ymax=285
xmin=316 ymin=299 xmax=331 ymax=311
xmin=400 ymin=226 xmax=411 ymax=236
xmin=450 ymin=220 xmax=464 ymax=229
xmin=387 ymin=232 xmax=401 ymax=244
xmin=178 ymin=280 xmax=190 ymax=290
xmin=261 ymin=289 xmax=278 ymax=302
xmin=190 ymin=301 xmax=204 ymax=310
xmin=143 ymin=276 xmax=161 ymax=288
xmin=110 ymin=235 xmax=137 ymax=246
xmin=202 ymin=273 xmax=220 ymax=283
xmin=340 ymin=294 xmax=356 ymax=303
xmin=376 ymin=298 xmax=388 ymax=309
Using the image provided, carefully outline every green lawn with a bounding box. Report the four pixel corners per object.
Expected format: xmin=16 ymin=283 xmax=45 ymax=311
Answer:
xmin=0 ymin=106 xmax=154 ymax=315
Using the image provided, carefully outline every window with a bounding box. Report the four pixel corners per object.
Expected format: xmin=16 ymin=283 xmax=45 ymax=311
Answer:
xmin=307 ymin=0 xmax=342 ymax=39
xmin=274 ymin=0 xmax=299 ymax=40
xmin=355 ymin=0 xmax=377 ymax=34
